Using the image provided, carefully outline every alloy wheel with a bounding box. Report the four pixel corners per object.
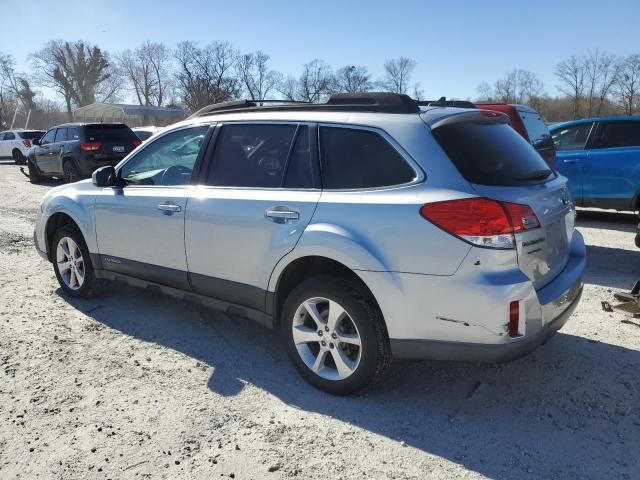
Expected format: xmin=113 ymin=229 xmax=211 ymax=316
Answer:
xmin=291 ymin=297 xmax=362 ymax=381
xmin=56 ymin=236 xmax=85 ymax=290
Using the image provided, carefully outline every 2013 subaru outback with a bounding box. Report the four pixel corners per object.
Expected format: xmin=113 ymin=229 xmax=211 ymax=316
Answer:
xmin=34 ymin=93 xmax=585 ymax=395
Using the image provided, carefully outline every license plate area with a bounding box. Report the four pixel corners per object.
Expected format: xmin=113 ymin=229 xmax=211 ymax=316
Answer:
xmin=112 ymin=146 xmax=125 ymax=153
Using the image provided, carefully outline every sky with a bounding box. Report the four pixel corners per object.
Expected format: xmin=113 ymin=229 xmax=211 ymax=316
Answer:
xmin=1 ymin=0 xmax=639 ymax=103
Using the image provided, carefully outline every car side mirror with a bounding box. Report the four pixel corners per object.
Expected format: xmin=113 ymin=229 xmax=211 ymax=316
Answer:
xmin=92 ymin=166 xmax=117 ymax=187
xmin=32 ymin=138 xmax=40 ymax=146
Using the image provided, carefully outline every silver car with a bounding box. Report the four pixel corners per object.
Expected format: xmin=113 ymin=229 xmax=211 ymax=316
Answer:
xmin=34 ymin=93 xmax=585 ymax=395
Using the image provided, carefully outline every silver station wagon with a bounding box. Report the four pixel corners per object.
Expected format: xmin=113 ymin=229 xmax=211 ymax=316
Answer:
xmin=34 ymin=93 xmax=585 ymax=395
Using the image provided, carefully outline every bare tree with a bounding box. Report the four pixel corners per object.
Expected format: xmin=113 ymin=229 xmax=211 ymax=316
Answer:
xmin=118 ymin=41 xmax=172 ymax=106
xmin=174 ymin=41 xmax=239 ymax=112
xmin=615 ymin=54 xmax=640 ymax=115
xmin=583 ymin=49 xmax=620 ymax=116
xmin=493 ymin=69 xmax=544 ymax=104
xmin=278 ymin=59 xmax=334 ymax=103
xmin=380 ymin=57 xmax=416 ymax=94
xmin=476 ymin=81 xmax=494 ymax=101
xmin=334 ymin=65 xmax=372 ymax=93
xmin=235 ymin=51 xmax=279 ymax=100
xmin=556 ymin=55 xmax=587 ymax=119
xmin=31 ymin=40 xmax=117 ymax=120
xmin=0 ymin=53 xmax=37 ymax=113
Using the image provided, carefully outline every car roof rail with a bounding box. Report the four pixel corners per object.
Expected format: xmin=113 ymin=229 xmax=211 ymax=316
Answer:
xmin=189 ymin=92 xmax=422 ymax=118
xmin=419 ymin=97 xmax=478 ymax=109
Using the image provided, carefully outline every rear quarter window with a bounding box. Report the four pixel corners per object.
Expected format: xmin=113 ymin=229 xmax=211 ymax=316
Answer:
xmin=432 ymin=122 xmax=554 ymax=186
xmin=319 ymin=127 xmax=416 ymax=189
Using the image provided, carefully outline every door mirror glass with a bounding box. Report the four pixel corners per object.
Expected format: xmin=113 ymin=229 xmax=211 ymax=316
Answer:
xmin=92 ymin=166 xmax=117 ymax=187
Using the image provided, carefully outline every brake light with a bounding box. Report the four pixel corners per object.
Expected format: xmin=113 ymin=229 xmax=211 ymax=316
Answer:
xmin=80 ymin=142 xmax=102 ymax=151
xmin=509 ymin=301 xmax=520 ymax=337
xmin=419 ymin=198 xmax=540 ymax=249
xmin=22 ymin=139 xmax=31 ymax=148
xmin=132 ymin=139 xmax=142 ymax=148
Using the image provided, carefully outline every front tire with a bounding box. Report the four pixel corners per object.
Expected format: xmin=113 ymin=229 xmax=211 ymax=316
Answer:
xmin=63 ymin=160 xmax=80 ymax=183
xmin=281 ymin=275 xmax=391 ymax=395
xmin=51 ymin=225 xmax=107 ymax=298
xmin=27 ymin=158 xmax=43 ymax=183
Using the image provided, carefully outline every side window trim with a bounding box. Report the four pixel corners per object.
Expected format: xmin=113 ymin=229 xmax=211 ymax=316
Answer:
xmin=318 ymin=122 xmax=425 ymax=191
xmin=585 ymin=122 xmax=602 ymax=150
xmin=200 ymin=121 xmax=320 ymax=190
xmin=115 ymin=123 xmax=215 ymax=188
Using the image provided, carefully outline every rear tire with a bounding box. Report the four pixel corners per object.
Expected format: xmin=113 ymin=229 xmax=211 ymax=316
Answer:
xmin=27 ymin=158 xmax=43 ymax=184
xmin=63 ymin=159 xmax=80 ymax=183
xmin=12 ymin=149 xmax=26 ymax=164
xmin=281 ymin=275 xmax=391 ymax=395
xmin=51 ymin=225 xmax=108 ymax=298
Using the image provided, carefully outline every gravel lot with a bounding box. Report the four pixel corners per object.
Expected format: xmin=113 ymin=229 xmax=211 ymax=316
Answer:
xmin=0 ymin=160 xmax=639 ymax=480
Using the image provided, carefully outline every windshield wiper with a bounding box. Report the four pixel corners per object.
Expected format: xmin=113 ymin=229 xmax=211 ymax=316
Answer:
xmin=513 ymin=169 xmax=552 ymax=182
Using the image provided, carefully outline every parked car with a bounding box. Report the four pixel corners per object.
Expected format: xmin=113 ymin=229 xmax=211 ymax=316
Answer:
xmin=475 ymin=103 xmax=556 ymax=167
xmin=27 ymin=123 xmax=141 ymax=183
xmin=0 ymin=129 xmax=45 ymax=164
xmin=34 ymin=93 xmax=585 ymax=395
xmin=133 ymin=126 xmax=161 ymax=142
xmin=550 ymin=117 xmax=640 ymax=211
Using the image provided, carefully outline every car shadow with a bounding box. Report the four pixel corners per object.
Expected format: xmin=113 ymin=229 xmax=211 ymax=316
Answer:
xmin=576 ymin=208 xmax=637 ymax=233
xmin=584 ymin=244 xmax=640 ymax=290
xmin=58 ymin=282 xmax=639 ymax=479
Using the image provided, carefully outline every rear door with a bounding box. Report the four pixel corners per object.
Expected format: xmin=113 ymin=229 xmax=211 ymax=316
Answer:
xmin=185 ymin=122 xmax=321 ymax=311
xmin=551 ymin=122 xmax=595 ymax=205
xmin=432 ymin=121 xmax=574 ymax=290
xmin=582 ymin=120 xmax=640 ymax=210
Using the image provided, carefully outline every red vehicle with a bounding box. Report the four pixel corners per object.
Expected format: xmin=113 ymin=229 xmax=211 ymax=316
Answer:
xmin=475 ymin=103 xmax=556 ymax=168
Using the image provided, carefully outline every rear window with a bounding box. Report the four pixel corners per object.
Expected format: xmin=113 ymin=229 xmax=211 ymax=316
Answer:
xmin=432 ymin=122 xmax=554 ymax=186
xmin=519 ymin=113 xmax=554 ymax=150
xmin=17 ymin=131 xmax=44 ymax=140
xmin=85 ymin=125 xmax=137 ymax=142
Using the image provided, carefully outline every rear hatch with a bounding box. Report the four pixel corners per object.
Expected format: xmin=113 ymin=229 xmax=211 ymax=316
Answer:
xmin=83 ymin=124 xmax=140 ymax=162
xmin=431 ymin=113 xmax=574 ymax=291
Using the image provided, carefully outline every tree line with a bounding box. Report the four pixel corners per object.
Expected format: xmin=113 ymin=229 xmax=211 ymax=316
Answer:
xmin=1 ymin=39 xmax=639 ymax=129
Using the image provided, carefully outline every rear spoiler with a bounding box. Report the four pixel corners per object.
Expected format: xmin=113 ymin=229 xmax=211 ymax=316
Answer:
xmin=429 ymin=110 xmax=509 ymax=130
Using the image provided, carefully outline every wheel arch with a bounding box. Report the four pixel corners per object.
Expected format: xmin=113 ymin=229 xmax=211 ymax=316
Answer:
xmin=43 ymin=203 xmax=95 ymax=261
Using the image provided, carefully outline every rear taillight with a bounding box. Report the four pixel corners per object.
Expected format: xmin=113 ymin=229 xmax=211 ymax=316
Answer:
xmin=132 ymin=139 xmax=142 ymax=148
xmin=419 ymin=198 xmax=540 ymax=249
xmin=80 ymin=142 xmax=102 ymax=151
xmin=22 ymin=139 xmax=31 ymax=148
xmin=509 ymin=301 xmax=520 ymax=337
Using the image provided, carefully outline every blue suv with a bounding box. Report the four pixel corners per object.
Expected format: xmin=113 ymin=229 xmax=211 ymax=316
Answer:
xmin=551 ymin=117 xmax=640 ymax=211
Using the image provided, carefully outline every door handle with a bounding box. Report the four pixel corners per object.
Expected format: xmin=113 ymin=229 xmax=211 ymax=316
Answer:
xmin=563 ymin=158 xmax=580 ymax=164
xmin=265 ymin=207 xmax=299 ymax=222
xmin=157 ymin=202 xmax=182 ymax=213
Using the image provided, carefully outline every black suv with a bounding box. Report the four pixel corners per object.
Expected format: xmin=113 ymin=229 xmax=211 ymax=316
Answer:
xmin=27 ymin=123 xmax=141 ymax=183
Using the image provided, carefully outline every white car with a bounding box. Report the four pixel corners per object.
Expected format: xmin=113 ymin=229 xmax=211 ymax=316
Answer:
xmin=0 ymin=129 xmax=45 ymax=164
xmin=132 ymin=126 xmax=161 ymax=142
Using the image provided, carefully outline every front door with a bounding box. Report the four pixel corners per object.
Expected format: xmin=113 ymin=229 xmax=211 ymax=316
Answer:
xmin=185 ymin=123 xmax=321 ymax=311
xmin=94 ymin=125 xmax=210 ymax=290
xmin=35 ymin=128 xmax=58 ymax=173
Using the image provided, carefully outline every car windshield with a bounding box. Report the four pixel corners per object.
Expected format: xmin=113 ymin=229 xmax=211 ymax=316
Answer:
xmin=432 ymin=122 xmax=555 ymax=186
xmin=17 ymin=131 xmax=45 ymax=140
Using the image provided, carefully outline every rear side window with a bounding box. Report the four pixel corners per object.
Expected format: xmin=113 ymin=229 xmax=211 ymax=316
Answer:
xmin=319 ymin=127 xmax=415 ymax=189
xmin=85 ymin=124 xmax=137 ymax=142
xmin=68 ymin=127 xmax=80 ymax=140
xmin=54 ymin=128 xmax=67 ymax=142
xmin=552 ymin=123 xmax=593 ymax=151
xmin=17 ymin=131 xmax=44 ymax=140
xmin=207 ymin=124 xmax=305 ymax=188
xmin=520 ymin=113 xmax=553 ymax=149
xmin=433 ymin=122 xmax=554 ymax=186
xmin=595 ymin=122 xmax=640 ymax=148
xmin=4 ymin=132 xmax=15 ymax=140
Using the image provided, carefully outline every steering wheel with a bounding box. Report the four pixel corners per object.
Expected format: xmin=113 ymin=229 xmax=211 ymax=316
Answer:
xmin=161 ymin=164 xmax=192 ymax=185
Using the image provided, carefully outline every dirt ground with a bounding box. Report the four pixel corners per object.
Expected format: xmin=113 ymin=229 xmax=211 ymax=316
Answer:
xmin=0 ymin=160 xmax=638 ymax=480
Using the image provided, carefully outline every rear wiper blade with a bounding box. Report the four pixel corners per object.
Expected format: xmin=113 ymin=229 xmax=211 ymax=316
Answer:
xmin=513 ymin=169 xmax=552 ymax=182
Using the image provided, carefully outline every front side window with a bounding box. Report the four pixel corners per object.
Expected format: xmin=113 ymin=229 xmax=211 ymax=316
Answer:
xmin=54 ymin=128 xmax=68 ymax=143
xmin=319 ymin=127 xmax=416 ymax=189
xmin=551 ymin=123 xmax=593 ymax=151
xmin=593 ymin=122 xmax=640 ymax=149
xmin=120 ymin=125 xmax=208 ymax=186
xmin=40 ymin=129 xmax=56 ymax=145
xmin=207 ymin=123 xmax=302 ymax=188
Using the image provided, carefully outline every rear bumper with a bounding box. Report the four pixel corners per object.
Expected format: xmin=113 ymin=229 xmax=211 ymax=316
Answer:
xmin=390 ymin=282 xmax=582 ymax=362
